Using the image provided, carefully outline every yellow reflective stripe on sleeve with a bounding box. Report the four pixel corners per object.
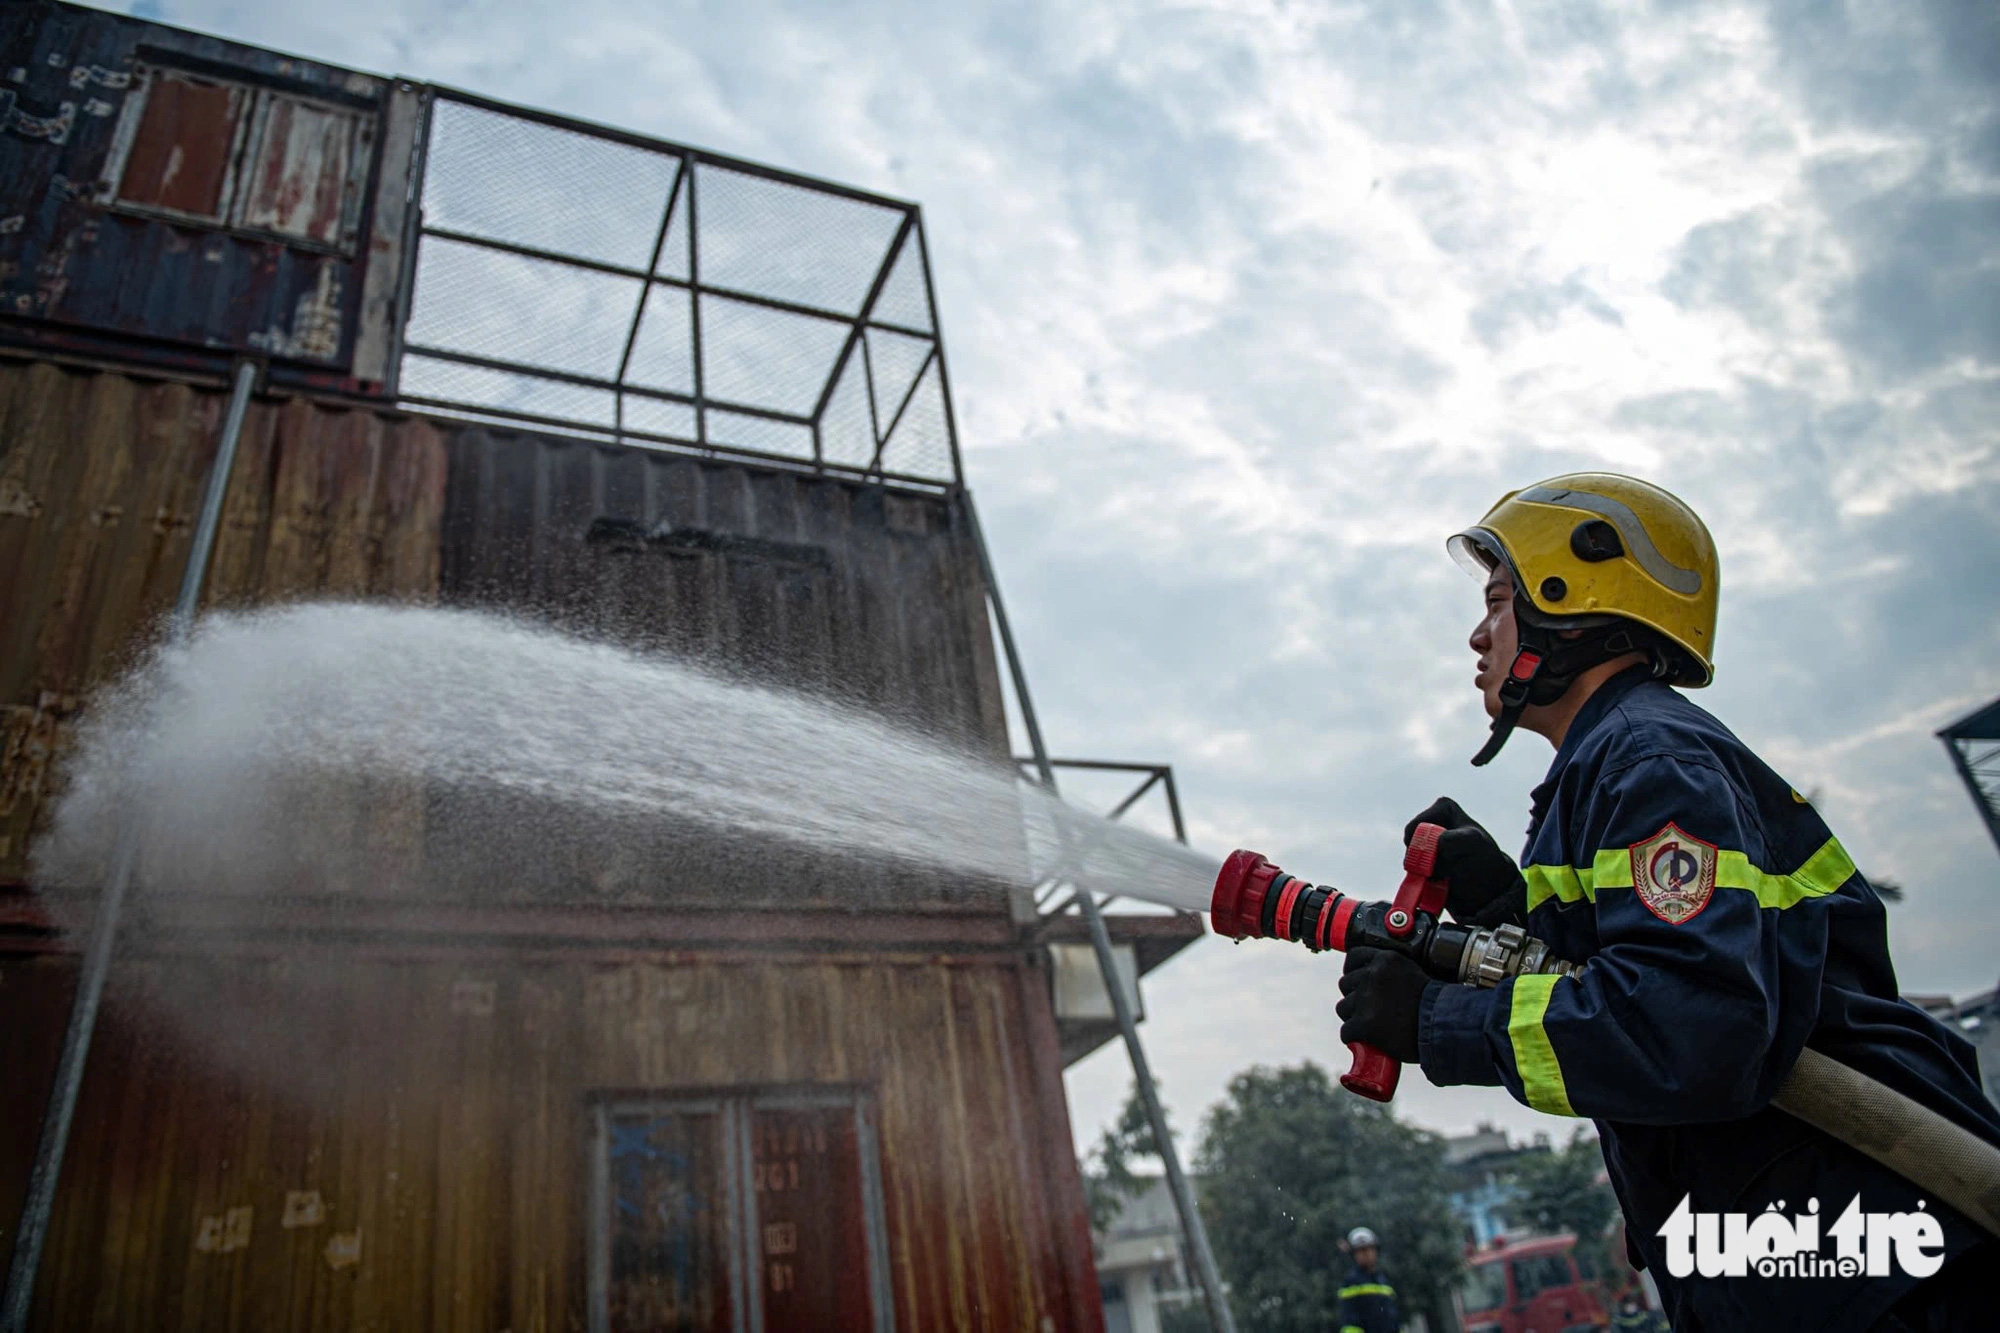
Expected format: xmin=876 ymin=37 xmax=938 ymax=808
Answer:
xmin=1591 ymin=847 xmax=1633 ymax=889
xmin=1338 ymin=1283 xmax=1395 ymax=1298
xmin=1523 ymin=863 xmax=1586 ymax=912
xmin=1525 ymin=839 xmax=1852 ymax=911
xmin=1524 ymin=851 xmax=1633 ymax=911
xmin=1341 ymin=1327 xmax=1365 ymax=1333
xmin=1508 ymin=974 xmax=1577 ymax=1116
xmin=1716 ymin=837 xmax=1857 ymax=909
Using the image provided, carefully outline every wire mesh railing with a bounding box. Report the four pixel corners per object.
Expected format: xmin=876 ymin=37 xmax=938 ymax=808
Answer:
xmin=1020 ymin=760 xmax=1191 ymax=918
xmin=394 ymin=88 xmax=962 ymax=487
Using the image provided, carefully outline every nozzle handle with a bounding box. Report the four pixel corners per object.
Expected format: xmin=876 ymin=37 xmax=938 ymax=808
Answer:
xmin=1211 ymin=832 xmax=1450 ymax=1103
xmin=1342 ymin=823 xmax=1447 ymax=1100
xmin=1340 ymin=1044 xmax=1401 ymax=1102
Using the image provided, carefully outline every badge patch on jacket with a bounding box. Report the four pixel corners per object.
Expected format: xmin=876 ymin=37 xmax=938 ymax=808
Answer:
xmin=1630 ymin=823 xmax=1717 ymax=924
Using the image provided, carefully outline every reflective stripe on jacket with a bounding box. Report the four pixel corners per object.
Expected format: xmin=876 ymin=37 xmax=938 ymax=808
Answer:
xmin=1418 ymin=667 xmax=2000 ymax=1332
xmin=1336 ymin=1265 xmax=1398 ymax=1333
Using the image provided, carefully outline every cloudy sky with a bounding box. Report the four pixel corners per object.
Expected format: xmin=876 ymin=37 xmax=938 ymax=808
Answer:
xmin=111 ymin=0 xmax=2000 ymax=1150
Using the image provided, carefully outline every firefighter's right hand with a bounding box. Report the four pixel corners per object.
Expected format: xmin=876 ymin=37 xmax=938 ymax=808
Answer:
xmin=1404 ymin=797 xmax=1526 ymax=928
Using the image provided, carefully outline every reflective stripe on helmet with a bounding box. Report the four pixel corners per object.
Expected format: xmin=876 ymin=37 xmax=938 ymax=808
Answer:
xmin=1518 ymin=484 xmax=1704 ymax=595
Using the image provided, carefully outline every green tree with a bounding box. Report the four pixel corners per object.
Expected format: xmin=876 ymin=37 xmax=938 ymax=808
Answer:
xmin=1194 ymin=1063 xmax=1462 ymax=1333
xmin=1083 ymin=1080 xmax=1175 ymax=1231
xmin=1508 ymin=1126 xmax=1619 ymax=1244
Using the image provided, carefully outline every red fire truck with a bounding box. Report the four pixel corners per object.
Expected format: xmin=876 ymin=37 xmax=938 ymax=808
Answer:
xmin=1454 ymin=1233 xmax=1611 ymax=1333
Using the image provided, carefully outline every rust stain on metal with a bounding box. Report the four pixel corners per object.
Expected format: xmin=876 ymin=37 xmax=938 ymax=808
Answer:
xmin=114 ymin=71 xmax=241 ymax=220
xmin=290 ymin=266 xmax=343 ymax=358
xmin=238 ymin=95 xmax=359 ymax=248
xmin=4 ymin=100 xmax=75 ymax=146
xmin=193 ymin=1205 xmax=253 ymax=1254
xmin=31 ymin=227 xmax=76 ymax=317
xmin=324 ymin=1231 xmax=362 ymax=1270
xmin=280 ymin=1189 xmax=326 ymax=1228
xmin=67 ymin=65 xmax=132 ymax=92
xmin=0 ymin=477 xmax=39 ymax=517
xmin=0 ymin=693 xmax=75 ymax=818
xmin=247 ymin=265 xmax=343 ymax=360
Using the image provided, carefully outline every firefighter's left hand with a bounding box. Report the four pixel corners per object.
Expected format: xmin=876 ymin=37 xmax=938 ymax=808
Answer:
xmin=1336 ymin=947 xmax=1428 ymax=1064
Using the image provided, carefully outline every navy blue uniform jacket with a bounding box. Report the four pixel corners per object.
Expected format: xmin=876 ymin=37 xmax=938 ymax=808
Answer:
xmin=1336 ymin=1264 xmax=1398 ymax=1333
xmin=1418 ymin=668 xmax=2000 ymax=1331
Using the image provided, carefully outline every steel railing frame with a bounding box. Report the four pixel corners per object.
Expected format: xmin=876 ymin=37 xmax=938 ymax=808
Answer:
xmin=1939 ymin=697 xmax=2000 ymax=861
xmin=1018 ymin=759 xmax=1192 ymax=917
xmin=395 ymin=85 xmax=962 ymax=487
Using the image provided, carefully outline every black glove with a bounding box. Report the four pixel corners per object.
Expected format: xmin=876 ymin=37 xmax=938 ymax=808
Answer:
xmin=1405 ymin=796 xmax=1526 ymax=928
xmin=1336 ymin=947 xmax=1428 ymax=1065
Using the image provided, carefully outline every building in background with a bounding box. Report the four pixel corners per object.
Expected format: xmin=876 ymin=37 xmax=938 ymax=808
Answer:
xmin=0 ymin=3 xmax=1202 ymax=1328
xmin=1910 ymin=989 xmax=2000 ymax=1112
xmin=1441 ymin=1124 xmax=1550 ymax=1250
xmin=1092 ymin=1176 xmax=1203 ymax=1333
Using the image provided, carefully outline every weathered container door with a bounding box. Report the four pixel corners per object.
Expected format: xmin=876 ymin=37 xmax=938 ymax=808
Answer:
xmin=591 ymin=1091 xmax=892 ymax=1333
xmin=595 ymin=1099 xmax=738 ymax=1332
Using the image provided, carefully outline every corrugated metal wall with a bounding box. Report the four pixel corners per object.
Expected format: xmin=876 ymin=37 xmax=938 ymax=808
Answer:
xmin=1 ymin=949 xmax=1098 ymax=1331
xmin=439 ymin=424 xmax=1005 ymax=748
xmin=0 ymin=355 xmax=448 ymax=883
xmin=0 ymin=358 xmax=1099 ymax=1330
xmin=0 ymin=357 xmax=1011 ymax=897
xmin=431 ymin=422 xmax=1017 ymax=915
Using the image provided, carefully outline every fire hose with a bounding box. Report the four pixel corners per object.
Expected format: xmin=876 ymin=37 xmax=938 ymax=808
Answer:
xmin=1210 ymin=824 xmax=2000 ymax=1240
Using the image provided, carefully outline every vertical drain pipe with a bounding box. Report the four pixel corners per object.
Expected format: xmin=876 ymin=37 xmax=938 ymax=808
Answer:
xmin=2 ymin=359 xmax=260 ymax=1332
xmin=960 ymin=493 xmax=1237 ymax=1333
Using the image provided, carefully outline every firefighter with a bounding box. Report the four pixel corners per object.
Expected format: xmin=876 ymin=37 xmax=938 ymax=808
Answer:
xmin=1611 ymin=1290 xmax=1670 ymax=1333
xmin=1332 ymin=474 xmax=2000 ymax=1331
xmin=1336 ymin=1226 xmax=1399 ymax=1333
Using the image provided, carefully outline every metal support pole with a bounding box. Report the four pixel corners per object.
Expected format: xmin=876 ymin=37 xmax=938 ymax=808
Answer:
xmin=382 ymin=85 xmax=434 ymax=401
xmin=959 ymin=492 xmax=1237 ymax=1333
xmin=2 ymin=359 xmax=260 ymax=1333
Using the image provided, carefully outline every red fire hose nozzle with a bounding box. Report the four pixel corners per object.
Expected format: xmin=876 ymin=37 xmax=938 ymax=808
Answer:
xmin=1210 ymin=825 xmax=1449 ymax=1102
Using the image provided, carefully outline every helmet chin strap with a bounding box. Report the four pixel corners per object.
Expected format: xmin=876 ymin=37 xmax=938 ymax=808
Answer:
xmin=1469 ymin=607 xmax=1655 ymax=766
xmin=1470 ymin=640 xmax=1543 ymax=767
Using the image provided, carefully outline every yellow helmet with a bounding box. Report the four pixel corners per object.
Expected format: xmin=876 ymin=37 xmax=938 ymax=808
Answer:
xmin=1449 ymin=473 xmax=1719 ymax=763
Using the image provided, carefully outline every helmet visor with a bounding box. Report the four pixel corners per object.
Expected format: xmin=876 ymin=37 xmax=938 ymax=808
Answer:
xmin=1448 ymin=529 xmax=1507 ymax=582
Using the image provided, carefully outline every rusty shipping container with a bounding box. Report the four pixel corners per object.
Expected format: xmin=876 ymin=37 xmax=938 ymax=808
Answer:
xmin=0 ymin=2 xmax=420 ymax=392
xmin=0 ymin=355 xmax=1128 ymax=1331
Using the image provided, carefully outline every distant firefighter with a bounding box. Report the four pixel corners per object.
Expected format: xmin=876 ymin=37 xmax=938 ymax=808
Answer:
xmin=1337 ymin=1226 xmax=1399 ymax=1333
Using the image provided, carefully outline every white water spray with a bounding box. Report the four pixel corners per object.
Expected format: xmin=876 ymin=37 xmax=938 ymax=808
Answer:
xmin=36 ymin=603 xmax=1220 ymax=918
